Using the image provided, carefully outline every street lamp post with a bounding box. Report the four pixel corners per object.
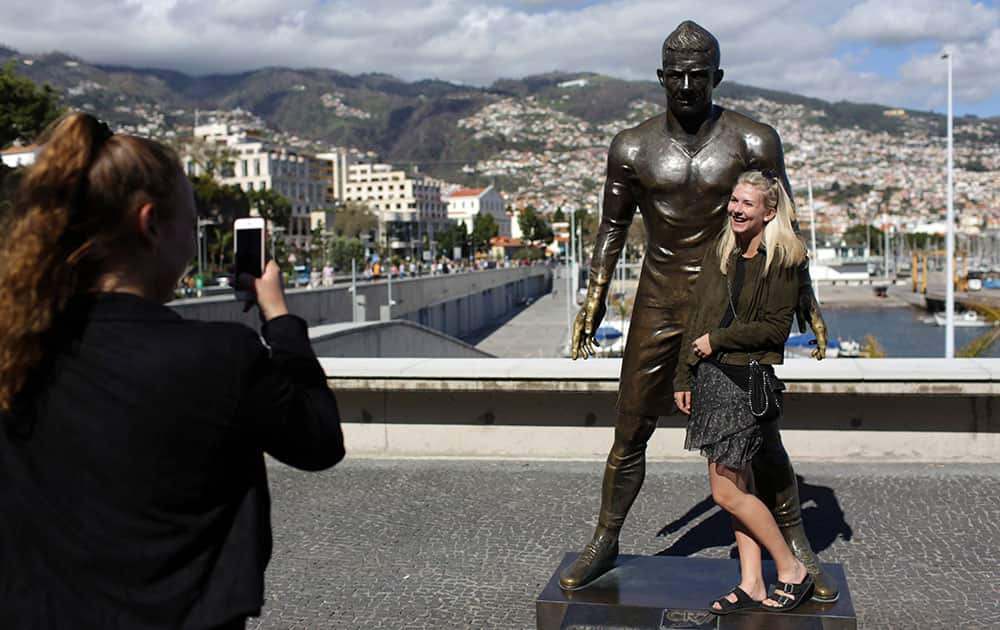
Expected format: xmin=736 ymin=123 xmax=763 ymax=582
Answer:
xmin=195 ymin=218 xmax=218 ymax=297
xmin=943 ymin=51 xmax=956 ymax=358
xmin=808 ymin=179 xmax=819 ymax=303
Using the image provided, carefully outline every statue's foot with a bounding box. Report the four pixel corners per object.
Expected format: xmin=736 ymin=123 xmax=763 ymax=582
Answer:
xmin=783 ymin=528 xmax=839 ymax=603
xmin=558 ymin=530 xmax=619 ymax=591
xmin=809 ymin=568 xmax=840 ymax=603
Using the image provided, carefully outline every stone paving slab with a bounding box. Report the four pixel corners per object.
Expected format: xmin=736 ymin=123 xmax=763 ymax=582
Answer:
xmin=250 ymin=460 xmax=1000 ymax=630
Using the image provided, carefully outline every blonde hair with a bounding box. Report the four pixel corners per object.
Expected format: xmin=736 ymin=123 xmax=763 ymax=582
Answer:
xmin=716 ymin=170 xmax=806 ymax=275
xmin=0 ymin=112 xmax=182 ymax=411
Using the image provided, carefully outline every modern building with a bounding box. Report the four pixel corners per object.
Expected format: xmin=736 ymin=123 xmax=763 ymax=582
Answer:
xmin=316 ymin=147 xmax=356 ymax=203
xmin=445 ymin=186 xmax=511 ymax=238
xmin=1 ymin=145 xmax=37 ymax=168
xmin=340 ymin=162 xmax=449 ymax=257
xmin=183 ymin=124 xmax=333 ymax=249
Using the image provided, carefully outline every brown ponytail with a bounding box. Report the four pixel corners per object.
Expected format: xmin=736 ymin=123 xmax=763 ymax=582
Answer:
xmin=0 ymin=112 xmax=182 ymax=411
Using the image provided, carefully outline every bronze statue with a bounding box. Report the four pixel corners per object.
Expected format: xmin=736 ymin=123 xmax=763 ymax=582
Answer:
xmin=561 ymin=20 xmax=837 ymax=603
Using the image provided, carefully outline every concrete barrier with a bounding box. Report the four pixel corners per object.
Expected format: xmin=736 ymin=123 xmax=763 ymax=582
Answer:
xmin=321 ymin=358 xmax=1000 ymax=462
xmin=168 ymin=266 xmax=553 ymax=338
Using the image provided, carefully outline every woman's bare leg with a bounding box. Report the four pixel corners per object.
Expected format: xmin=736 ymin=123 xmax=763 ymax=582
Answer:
xmin=732 ymin=516 xmax=767 ymax=601
xmin=709 ymin=462 xmax=808 ymax=608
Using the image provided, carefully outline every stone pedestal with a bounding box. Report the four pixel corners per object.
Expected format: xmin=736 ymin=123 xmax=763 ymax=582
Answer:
xmin=537 ymin=554 xmax=857 ymax=629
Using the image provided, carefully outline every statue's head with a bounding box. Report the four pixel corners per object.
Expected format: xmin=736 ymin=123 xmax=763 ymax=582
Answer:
xmin=657 ymin=20 xmax=724 ymax=120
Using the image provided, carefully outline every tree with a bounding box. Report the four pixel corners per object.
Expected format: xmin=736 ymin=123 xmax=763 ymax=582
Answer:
xmin=310 ymin=222 xmax=330 ymax=265
xmin=190 ymin=175 xmax=249 ymax=223
xmin=246 ymin=188 xmax=292 ymax=230
xmin=552 ymin=207 xmax=566 ymax=222
xmin=0 ymin=62 xmax=63 ymax=149
xmin=188 ymin=175 xmax=250 ymax=276
xmin=436 ymin=221 xmax=469 ymax=259
xmin=471 ymin=213 xmax=499 ymax=253
xmin=330 ymin=237 xmax=366 ymax=271
xmin=332 ymin=201 xmax=378 ymax=239
xmin=842 ymin=224 xmax=884 ymax=255
xmin=184 ymin=135 xmax=237 ymax=178
xmin=518 ymin=205 xmax=554 ymax=243
xmin=514 ymin=247 xmax=543 ymax=261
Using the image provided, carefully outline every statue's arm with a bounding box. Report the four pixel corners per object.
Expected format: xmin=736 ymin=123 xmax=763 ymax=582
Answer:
xmin=571 ymin=133 xmax=638 ymax=359
xmin=590 ymin=133 xmax=638 ymax=290
xmin=748 ymin=126 xmax=827 ymax=359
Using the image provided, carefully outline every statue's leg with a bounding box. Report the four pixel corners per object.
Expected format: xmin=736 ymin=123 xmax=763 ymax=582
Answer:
xmin=558 ymin=412 xmax=658 ymax=590
xmin=752 ymin=420 xmax=840 ymax=603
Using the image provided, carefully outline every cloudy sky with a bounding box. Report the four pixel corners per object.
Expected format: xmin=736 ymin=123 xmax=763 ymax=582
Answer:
xmin=1 ymin=0 xmax=998 ymax=116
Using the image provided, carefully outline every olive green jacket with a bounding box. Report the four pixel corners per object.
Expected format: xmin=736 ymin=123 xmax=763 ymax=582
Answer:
xmin=673 ymin=243 xmax=799 ymax=392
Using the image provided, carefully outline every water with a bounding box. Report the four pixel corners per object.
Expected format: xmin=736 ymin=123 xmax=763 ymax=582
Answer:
xmin=821 ymin=308 xmax=1000 ymax=358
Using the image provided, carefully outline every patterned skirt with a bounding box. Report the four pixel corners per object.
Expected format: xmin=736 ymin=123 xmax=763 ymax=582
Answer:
xmin=685 ymin=361 xmax=764 ymax=470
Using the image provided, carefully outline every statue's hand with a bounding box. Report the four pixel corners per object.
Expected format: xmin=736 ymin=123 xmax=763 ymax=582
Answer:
xmin=571 ymin=291 xmax=607 ymax=360
xmin=799 ymin=289 xmax=827 ymax=361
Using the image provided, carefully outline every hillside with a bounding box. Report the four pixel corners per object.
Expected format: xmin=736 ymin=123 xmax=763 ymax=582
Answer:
xmin=2 ymin=47 xmax=998 ymax=237
xmin=4 ymin=47 xmax=985 ymax=164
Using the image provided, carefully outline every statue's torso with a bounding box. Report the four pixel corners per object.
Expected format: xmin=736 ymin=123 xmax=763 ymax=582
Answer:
xmin=619 ymin=108 xmax=768 ymax=281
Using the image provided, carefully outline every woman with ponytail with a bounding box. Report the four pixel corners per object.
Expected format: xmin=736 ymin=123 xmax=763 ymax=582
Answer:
xmin=672 ymin=170 xmax=813 ymax=614
xmin=0 ymin=113 xmax=344 ymax=629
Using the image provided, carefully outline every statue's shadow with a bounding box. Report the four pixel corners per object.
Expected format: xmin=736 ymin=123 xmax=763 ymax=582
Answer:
xmin=655 ymin=475 xmax=853 ymax=558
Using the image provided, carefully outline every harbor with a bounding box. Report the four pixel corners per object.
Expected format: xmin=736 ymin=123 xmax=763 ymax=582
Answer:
xmin=475 ymin=266 xmax=1000 ymax=359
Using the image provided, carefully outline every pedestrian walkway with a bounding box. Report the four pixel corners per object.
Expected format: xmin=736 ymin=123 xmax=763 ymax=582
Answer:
xmin=252 ymin=459 xmax=1000 ymax=629
xmin=476 ymin=265 xmax=574 ymax=358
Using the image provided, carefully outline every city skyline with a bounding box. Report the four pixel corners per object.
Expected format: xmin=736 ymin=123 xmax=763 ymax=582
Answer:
xmin=1 ymin=0 xmax=999 ymax=117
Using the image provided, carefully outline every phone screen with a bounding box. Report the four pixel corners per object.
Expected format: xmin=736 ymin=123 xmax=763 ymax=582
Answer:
xmin=235 ymin=227 xmax=263 ymax=278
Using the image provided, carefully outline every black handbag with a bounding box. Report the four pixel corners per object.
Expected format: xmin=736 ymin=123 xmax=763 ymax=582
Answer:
xmin=726 ymin=276 xmax=786 ymax=421
xmin=748 ymin=359 xmax=784 ymax=421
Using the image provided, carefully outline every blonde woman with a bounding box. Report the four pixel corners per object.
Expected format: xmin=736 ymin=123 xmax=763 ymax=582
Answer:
xmin=673 ymin=170 xmax=811 ymax=614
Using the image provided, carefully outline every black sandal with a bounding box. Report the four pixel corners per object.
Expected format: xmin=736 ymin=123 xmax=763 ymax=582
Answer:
xmin=708 ymin=585 xmax=761 ymax=615
xmin=762 ymin=573 xmax=814 ymax=612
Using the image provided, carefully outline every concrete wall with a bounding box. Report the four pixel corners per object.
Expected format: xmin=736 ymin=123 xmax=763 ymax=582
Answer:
xmin=308 ymin=321 xmax=493 ymax=358
xmin=168 ymin=266 xmax=552 ymax=338
xmin=319 ymin=358 xmax=1000 ymax=462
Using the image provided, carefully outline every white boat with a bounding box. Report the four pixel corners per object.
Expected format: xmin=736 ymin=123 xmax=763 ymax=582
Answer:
xmin=932 ymin=311 xmax=995 ymax=327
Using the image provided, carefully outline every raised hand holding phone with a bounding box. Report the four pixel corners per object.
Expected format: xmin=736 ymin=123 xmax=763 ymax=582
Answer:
xmin=239 ymin=260 xmax=289 ymax=321
xmin=234 ymin=218 xmax=288 ymax=320
xmin=234 ymin=217 xmax=265 ymax=303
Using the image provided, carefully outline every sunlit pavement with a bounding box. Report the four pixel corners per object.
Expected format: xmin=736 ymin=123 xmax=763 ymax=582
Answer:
xmin=251 ymin=459 xmax=1000 ymax=629
xmin=476 ymin=266 xmax=577 ymax=358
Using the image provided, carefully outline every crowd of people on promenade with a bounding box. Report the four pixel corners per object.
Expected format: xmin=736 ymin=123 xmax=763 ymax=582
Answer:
xmin=177 ymin=252 xmax=547 ymax=297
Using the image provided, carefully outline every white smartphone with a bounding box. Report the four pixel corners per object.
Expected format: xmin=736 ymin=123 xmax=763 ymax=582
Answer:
xmin=234 ymin=217 xmax=265 ymax=300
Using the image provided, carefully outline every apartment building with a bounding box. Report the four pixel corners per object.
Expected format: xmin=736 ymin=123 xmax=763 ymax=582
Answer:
xmin=445 ymin=186 xmax=511 ymax=238
xmin=341 ymin=162 xmax=448 ymax=257
xmin=184 ymin=124 xmax=333 ymax=249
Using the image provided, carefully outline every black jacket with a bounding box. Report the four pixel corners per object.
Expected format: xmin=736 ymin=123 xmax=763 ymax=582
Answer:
xmin=673 ymin=244 xmax=800 ymax=392
xmin=0 ymin=292 xmax=345 ymax=629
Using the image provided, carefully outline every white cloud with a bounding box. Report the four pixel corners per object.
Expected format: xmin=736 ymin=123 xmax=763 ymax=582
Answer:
xmin=831 ymin=0 xmax=997 ymax=45
xmin=0 ymin=0 xmax=996 ymax=114
xmin=900 ymin=28 xmax=1000 ymax=106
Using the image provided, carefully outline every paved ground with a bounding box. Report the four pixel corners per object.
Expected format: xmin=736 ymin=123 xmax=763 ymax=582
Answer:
xmin=476 ymin=266 xmax=577 ymax=358
xmin=249 ymin=459 xmax=1000 ymax=630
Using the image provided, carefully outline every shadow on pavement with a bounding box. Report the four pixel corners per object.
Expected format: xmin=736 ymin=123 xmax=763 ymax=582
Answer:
xmin=654 ymin=475 xmax=853 ymax=558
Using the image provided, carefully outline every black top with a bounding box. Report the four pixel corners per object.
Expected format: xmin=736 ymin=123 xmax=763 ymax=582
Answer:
xmin=712 ymin=255 xmax=751 ymax=390
xmin=0 ymin=292 xmax=345 ymax=629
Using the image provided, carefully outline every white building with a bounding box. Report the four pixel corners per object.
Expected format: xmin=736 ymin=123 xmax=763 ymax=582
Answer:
xmin=341 ymin=162 xmax=448 ymax=256
xmin=1 ymin=145 xmax=37 ymax=168
xmin=445 ymin=186 xmax=511 ymax=238
xmin=184 ymin=124 xmax=333 ymax=249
